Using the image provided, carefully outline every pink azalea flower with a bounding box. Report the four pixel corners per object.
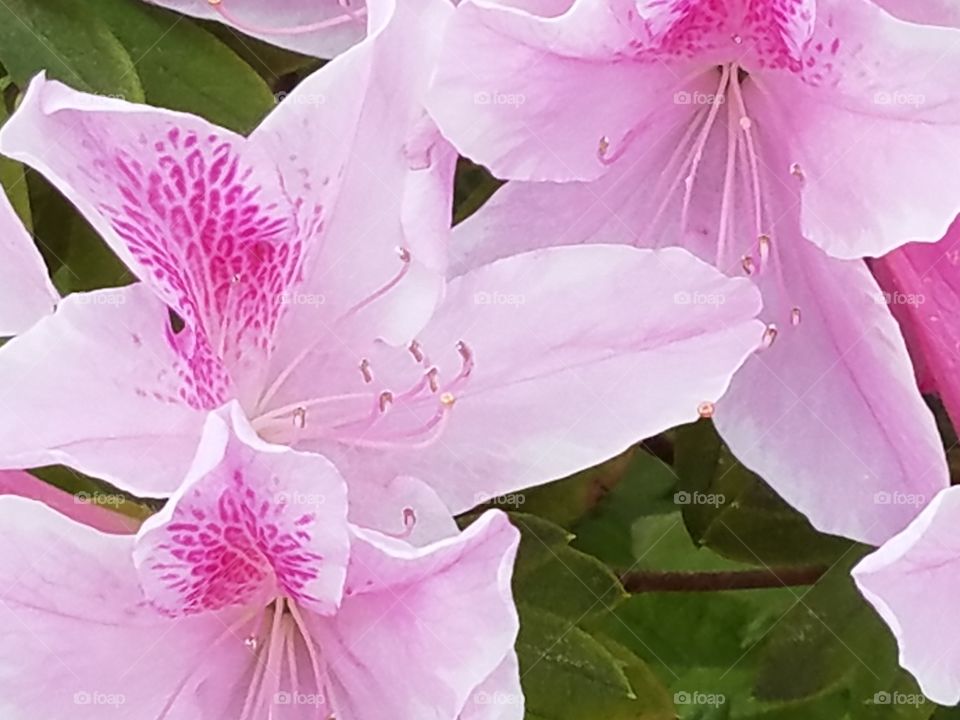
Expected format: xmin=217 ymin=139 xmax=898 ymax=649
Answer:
xmin=853 ymin=484 xmax=960 ymax=705
xmin=426 ymin=0 xmax=958 ymax=543
xmin=0 ymin=187 xmax=57 ymax=334
xmin=0 ymin=406 xmax=522 ymax=719
xmin=143 ymin=0 xmax=369 ymax=58
xmin=0 ymin=0 xmax=764 ymax=519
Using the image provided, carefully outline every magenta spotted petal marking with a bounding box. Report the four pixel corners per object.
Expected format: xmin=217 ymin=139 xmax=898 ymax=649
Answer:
xmin=0 ymin=407 xmax=523 ymax=719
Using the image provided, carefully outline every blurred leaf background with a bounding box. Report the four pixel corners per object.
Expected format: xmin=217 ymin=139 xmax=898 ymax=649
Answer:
xmin=0 ymin=1 xmax=955 ymax=717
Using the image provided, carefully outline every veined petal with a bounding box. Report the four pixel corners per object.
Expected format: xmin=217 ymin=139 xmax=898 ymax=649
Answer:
xmin=0 ymin=284 xmax=206 ymax=496
xmin=0 ymin=189 xmax=57 ymax=335
xmin=142 ymin=0 xmax=367 ymax=58
xmin=853 ymin=485 xmax=960 ymax=705
xmin=309 ymin=510 xmax=521 ymax=720
xmin=715 ymin=227 xmax=948 ymax=545
xmin=0 ymin=496 xmax=255 ymax=720
xmin=753 ymin=0 xmax=960 ymax=257
xmin=428 ymin=0 xmax=697 ymax=182
xmin=336 ymin=244 xmax=763 ymax=514
xmin=869 ymin=220 xmax=960 ymax=431
xmin=134 ymin=405 xmax=350 ymax=617
xmin=255 ymin=0 xmax=454 ymax=354
xmin=0 ymin=75 xmax=306 ymax=396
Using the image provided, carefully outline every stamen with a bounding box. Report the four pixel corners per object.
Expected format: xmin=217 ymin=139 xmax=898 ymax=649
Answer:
xmin=758 ymin=234 xmax=771 ymax=266
xmin=384 ymin=507 xmax=419 ymax=539
xmin=359 ymin=358 xmax=374 ymax=384
xmin=682 ymin=65 xmax=732 ymax=231
xmin=338 ymin=246 xmax=412 ymax=321
xmin=287 ymin=601 xmax=326 ymax=708
xmin=239 ymin=601 xmax=283 ymax=720
xmin=455 ymin=340 xmax=474 ymax=380
xmin=717 ymin=86 xmax=739 ymax=266
xmin=378 ymin=391 xmax=394 ymax=413
xmin=741 ymin=255 xmax=755 ymax=275
xmin=292 ymin=407 xmax=306 ymax=429
xmin=761 ymin=324 xmax=779 ymax=349
xmin=440 ymin=392 xmax=456 ymax=407
xmin=208 ymin=0 xmax=367 ymax=36
xmin=790 ymin=162 xmax=805 ymax=181
xmin=791 ymin=307 xmax=802 ymax=326
xmin=426 ymin=367 xmax=440 ymax=393
xmin=408 ymin=339 xmax=425 ymax=363
xmin=698 ymin=401 xmax=715 ymax=419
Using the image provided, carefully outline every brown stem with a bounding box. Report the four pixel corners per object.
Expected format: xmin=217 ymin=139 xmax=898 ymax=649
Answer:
xmin=620 ymin=566 xmax=828 ymax=593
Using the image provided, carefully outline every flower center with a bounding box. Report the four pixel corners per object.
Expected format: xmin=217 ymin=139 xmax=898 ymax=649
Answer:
xmin=206 ymin=0 xmax=366 ymax=36
xmin=599 ymin=62 xmax=801 ymax=342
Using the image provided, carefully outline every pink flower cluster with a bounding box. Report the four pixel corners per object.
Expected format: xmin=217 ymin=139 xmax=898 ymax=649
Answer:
xmin=1 ymin=0 xmax=960 ymax=713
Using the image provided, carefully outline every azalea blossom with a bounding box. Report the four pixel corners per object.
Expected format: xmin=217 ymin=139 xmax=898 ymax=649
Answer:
xmin=852 ymin=484 xmax=960 ymax=705
xmin=0 ymin=0 xmax=764 ymax=519
xmin=427 ymin=0 xmax=958 ymax=542
xmin=0 ymin=406 xmax=522 ymax=719
xmin=143 ymin=0 xmax=369 ymax=58
xmin=0 ymin=187 xmax=57 ymax=335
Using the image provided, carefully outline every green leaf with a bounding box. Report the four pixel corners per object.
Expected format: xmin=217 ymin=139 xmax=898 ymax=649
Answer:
xmin=518 ymin=605 xmax=674 ymax=720
xmin=0 ymin=0 xmax=144 ymax=100
xmin=512 ymin=513 xmax=627 ymax=621
xmin=573 ymin=450 xmax=679 ymax=567
xmin=92 ymin=0 xmax=276 ymax=133
xmin=755 ymin=555 xmax=932 ymax=720
xmin=674 ymin=421 xmax=851 ymax=566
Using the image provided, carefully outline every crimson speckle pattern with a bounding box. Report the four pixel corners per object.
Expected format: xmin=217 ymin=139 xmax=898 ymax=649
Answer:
xmin=95 ymin=126 xmax=309 ymax=408
xmin=140 ymin=468 xmax=324 ymax=616
xmin=625 ymin=0 xmax=818 ymax=71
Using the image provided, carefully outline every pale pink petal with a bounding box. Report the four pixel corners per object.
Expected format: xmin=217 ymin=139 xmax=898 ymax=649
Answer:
xmin=0 ymin=189 xmax=57 ymax=335
xmin=755 ymin=1 xmax=960 ymax=257
xmin=715 ymin=228 xmax=948 ymax=545
xmin=0 ymin=74 xmax=305 ymax=398
xmin=309 ymin=510 xmax=520 ymax=720
xmin=0 ymin=496 xmax=256 ymax=719
xmin=427 ymin=0 xmax=697 ymax=182
xmin=0 ymin=285 xmax=207 ymax=496
xmin=346 ymin=474 xmax=460 ymax=545
xmin=143 ymin=0 xmax=367 ymax=58
xmin=134 ymin=405 xmax=350 ymax=617
xmin=0 ymin=470 xmax=140 ymax=534
xmin=459 ymin=652 xmax=524 ymax=720
xmin=853 ymin=485 xmax=960 ymax=705
xmin=870 ymin=217 xmax=960 ymax=435
xmin=307 ymin=245 xmax=763 ymax=514
xmin=254 ymin=0 xmax=454 ymax=354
